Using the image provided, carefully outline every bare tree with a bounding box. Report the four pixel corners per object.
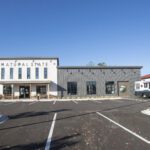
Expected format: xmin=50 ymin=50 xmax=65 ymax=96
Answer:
xmin=97 ymin=62 xmax=107 ymax=66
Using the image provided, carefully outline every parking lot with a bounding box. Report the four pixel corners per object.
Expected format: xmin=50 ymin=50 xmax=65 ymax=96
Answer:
xmin=0 ymin=98 xmax=150 ymax=150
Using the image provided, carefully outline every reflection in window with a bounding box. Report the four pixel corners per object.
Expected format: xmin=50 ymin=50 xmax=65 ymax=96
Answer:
xmin=36 ymin=86 xmax=46 ymax=94
xmin=44 ymin=68 xmax=48 ymax=79
xmin=87 ymin=81 xmax=96 ymax=95
xmin=106 ymin=81 xmax=115 ymax=94
xmin=35 ymin=67 xmax=39 ymax=79
xmin=3 ymin=85 xmax=12 ymax=96
xmin=18 ymin=68 xmax=22 ymax=79
xmin=10 ymin=68 xmax=13 ymax=79
xmin=67 ymin=82 xmax=77 ymax=95
xmin=144 ymin=83 xmax=148 ymax=88
xmin=27 ymin=68 xmax=31 ymax=79
xmin=1 ymin=68 xmax=5 ymax=79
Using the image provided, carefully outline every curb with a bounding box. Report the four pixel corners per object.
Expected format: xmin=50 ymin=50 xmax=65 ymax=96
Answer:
xmin=0 ymin=97 xmax=123 ymax=102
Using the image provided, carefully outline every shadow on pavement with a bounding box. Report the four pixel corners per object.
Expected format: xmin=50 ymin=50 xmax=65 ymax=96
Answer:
xmin=0 ymin=141 xmax=45 ymax=150
xmin=0 ymin=100 xmax=150 ymax=131
xmin=51 ymin=133 xmax=80 ymax=150
xmin=9 ymin=109 xmax=72 ymax=120
xmin=0 ymin=134 xmax=80 ymax=150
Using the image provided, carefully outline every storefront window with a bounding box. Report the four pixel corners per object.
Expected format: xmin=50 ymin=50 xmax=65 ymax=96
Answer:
xmin=36 ymin=86 xmax=46 ymax=94
xmin=67 ymin=82 xmax=77 ymax=95
xmin=87 ymin=81 xmax=96 ymax=95
xmin=3 ymin=85 xmax=12 ymax=96
xmin=106 ymin=81 xmax=115 ymax=94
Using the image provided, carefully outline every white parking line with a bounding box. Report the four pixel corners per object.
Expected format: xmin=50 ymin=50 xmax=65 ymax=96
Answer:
xmin=72 ymin=100 xmax=78 ymax=104
xmin=53 ymin=100 xmax=56 ymax=105
xmin=96 ymin=112 xmax=150 ymax=144
xmin=29 ymin=101 xmax=38 ymax=105
xmin=45 ymin=113 xmax=57 ymax=150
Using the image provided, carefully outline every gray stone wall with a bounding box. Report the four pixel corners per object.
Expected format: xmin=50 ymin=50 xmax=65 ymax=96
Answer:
xmin=57 ymin=67 xmax=141 ymax=98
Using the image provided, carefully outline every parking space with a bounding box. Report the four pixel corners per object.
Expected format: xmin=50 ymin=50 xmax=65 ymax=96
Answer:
xmin=0 ymin=99 xmax=150 ymax=150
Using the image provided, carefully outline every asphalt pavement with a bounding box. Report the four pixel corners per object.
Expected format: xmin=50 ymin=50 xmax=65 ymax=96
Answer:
xmin=0 ymin=99 xmax=150 ymax=150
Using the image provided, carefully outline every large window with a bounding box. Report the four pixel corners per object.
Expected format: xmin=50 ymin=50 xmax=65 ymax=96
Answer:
xmin=18 ymin=68 xmax=22 ymax=79
xmin=27 ymin=68 xmax=31 ymax=79
xmin=106 ymin=81 xmax=115 ymax=94
xmin=35 ymin=67 xmax=39 ymax=79
xmin=87 ymin=81 xmax=96 ymax=95
xmin=67 ymin=82 xmax=77 ymax=95
xmin=10 ymin=68 xmax=13 ymax=79
xmin=36 ymin=86 xmax=46 ymax=94
xmin=44 ymin=68 xmax=48 ymax=79
xmin=1 ymin=68 xmax=5 ymax=79
xmin=3 ymin=85 xmax=12 ymax=95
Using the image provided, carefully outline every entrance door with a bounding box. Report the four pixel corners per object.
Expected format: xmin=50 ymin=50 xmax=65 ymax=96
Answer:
xmin=19 ymin=86 xmax=30 ymax=98
xmin=118 ymin=81 xmax=129 ymax=97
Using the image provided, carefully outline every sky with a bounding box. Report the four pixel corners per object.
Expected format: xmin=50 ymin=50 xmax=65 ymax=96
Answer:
xmin=0 ymin=0 xmax=149 ymax=75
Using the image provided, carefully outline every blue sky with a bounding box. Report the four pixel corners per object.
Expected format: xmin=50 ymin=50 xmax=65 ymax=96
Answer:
xmin=0 ymin=0 xmax=149 ymax=75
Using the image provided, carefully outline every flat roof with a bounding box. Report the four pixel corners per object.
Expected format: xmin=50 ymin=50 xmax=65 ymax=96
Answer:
xmin=0 ymin=57 xmax=59 ymax=60
xmin=58 ymin=66 xmax=143 ymax=69
xmin=0 ymin=57 xmax=59 ymax=65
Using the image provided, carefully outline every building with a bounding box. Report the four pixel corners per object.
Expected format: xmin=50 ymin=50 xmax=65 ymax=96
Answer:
xmin=0 ymin=57 xmax=142 ymax=99
xmin=135 ymin=74 xmax=150 ymax=98
xmin=58 ymin=66 xmax=142 ymax=98
xmin=141 ymin=74 xmax=150 ymax=80
xmin=0 ymin=57 xmax=58 ymax=99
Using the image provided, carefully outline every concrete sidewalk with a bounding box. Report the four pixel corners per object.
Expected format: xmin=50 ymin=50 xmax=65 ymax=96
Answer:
xmin=0 ymin=97 xmax=133 ymax=102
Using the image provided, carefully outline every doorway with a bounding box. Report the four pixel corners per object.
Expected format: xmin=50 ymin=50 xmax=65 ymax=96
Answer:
xmin=118 ymin=81 xmax=129 ymax=97
xmin=19 ymin=86 xmax=30 ymax=99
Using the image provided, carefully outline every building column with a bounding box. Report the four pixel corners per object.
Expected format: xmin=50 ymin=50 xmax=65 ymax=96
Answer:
xmin=47 ymin=84 xmax=49 ymax=99
xmin=11 ymin=84 xmax=14 ymax=100
xmin=30 ymin=84 xmax=32 ymax=99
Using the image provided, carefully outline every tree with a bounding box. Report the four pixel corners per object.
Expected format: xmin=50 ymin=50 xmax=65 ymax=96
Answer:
xmin=97 ymin=62 xmax=107 ymax=67
xmin=86 ymin=61 xmax=95 ymax=66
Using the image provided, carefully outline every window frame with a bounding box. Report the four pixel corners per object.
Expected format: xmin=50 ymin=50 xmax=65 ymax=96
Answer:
xmin=67 ymin=82 xmax=77 ymax=95
xmin=18 ymin=68 xmax=22 ymax=79
xmin=35 ymin=67 xmax=39 ymax=79
xmin=10 ymin=68 xmax=13 ymax=79
xmin=3 ymin=85 xmax=12 ymax=96
xmin=105 ymin=81 xmax=115 ymax=94
xmin=1 ymin=68 xmax=5 ymax=80
xmin=44 ymin=67 xmax=48 ymax=79
xmin=27 ymin=67 xmax=31 ymax=79
xmin=36 ymin=86 xmax=47 ymax=95
xmin=86 ymin=81 xmax=96 ymax=95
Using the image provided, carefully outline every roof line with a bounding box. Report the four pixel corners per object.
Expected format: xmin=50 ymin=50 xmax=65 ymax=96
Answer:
xmin=0 ymin=57 xmax=59 ymax=60
xmin=58 ymin=66 xmax=143 ymax=69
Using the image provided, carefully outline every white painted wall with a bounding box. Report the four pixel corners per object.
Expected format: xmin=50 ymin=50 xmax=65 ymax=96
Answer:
xmin=0 ymin=58 xmax=58 ymax=96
